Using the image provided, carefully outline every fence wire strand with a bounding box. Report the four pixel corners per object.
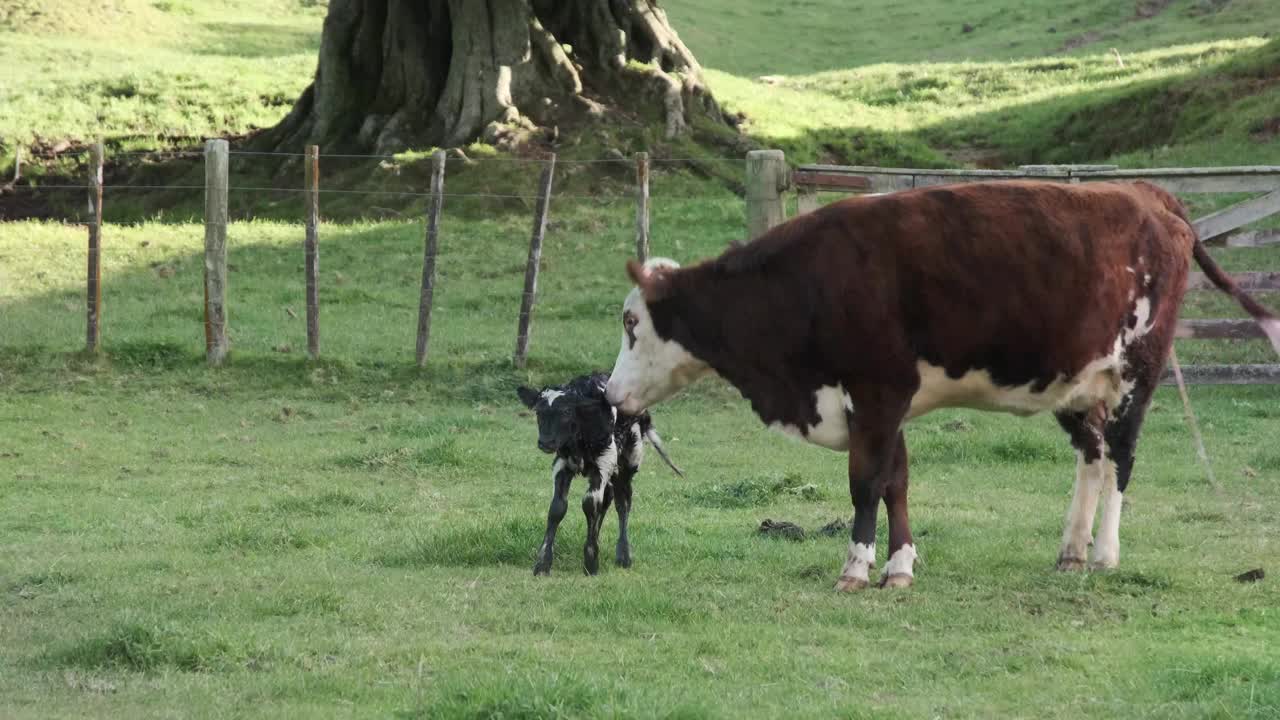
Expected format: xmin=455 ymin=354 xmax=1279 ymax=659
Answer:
xmin=5 ymin=184 xmax=736 ymax=202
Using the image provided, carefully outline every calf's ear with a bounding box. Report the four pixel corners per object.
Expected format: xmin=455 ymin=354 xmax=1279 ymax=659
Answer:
xmin=516 ymin=386 xmax=540 ymax=409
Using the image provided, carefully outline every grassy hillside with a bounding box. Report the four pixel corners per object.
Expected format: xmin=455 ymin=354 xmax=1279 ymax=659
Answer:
xmin=3 ymin=0 xmax=1280 ymax=178
xmin=665 ymin=0 xmax=1280 ymax=74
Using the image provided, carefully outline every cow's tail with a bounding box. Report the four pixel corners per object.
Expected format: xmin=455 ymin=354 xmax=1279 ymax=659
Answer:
xmin=1154 ymin=183 xmax=1280 ymax=356
xmin=644 ymin=427 xmax=685 ymax=479
xmin=1189 ymin=234 xmax=1280 ymax=357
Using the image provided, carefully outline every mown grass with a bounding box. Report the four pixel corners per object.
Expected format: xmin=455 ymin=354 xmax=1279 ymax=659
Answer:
xmin=3 ymin=195 xmax=1280 ymax=717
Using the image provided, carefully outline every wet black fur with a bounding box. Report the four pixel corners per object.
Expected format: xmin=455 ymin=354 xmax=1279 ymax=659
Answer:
xmin=517 ymin=371 xmax=654 ymax=575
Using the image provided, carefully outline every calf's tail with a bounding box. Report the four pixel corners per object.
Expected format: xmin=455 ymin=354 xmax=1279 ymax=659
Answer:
xmin=644 ymin=427 xmax=685 ymax=479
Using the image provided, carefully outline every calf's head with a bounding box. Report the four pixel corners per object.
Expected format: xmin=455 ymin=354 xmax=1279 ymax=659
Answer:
xmin=605 ymin=258 xmax=711 ymax=414
xmin=517 ymin=385 xmax=614 ymax=454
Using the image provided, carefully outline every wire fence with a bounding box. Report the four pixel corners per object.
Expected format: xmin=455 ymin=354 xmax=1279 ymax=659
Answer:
xmin=1 ymin=143 xmax=767 ymax=370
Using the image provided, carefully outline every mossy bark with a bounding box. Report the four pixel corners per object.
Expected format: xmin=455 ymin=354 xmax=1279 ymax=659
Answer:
xmin=258 ymin=0 xmax=725 ymax=153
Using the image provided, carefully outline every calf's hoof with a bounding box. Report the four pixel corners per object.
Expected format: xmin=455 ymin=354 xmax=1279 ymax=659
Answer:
xmin=533 ymin=562 xmax=551 ymax=576
xmin=878 ymin=573 xmax=913 ymax=589
xmin=834 ymin=575 xmax=869 ymax=592
xmin=1056 ymin=556 xmax=1087 ymax=572
xmin=1088 ymin=556 xmax=1118 ymax=571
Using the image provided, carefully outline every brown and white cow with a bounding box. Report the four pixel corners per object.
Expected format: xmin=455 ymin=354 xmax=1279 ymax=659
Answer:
xmin=603 ymin=180 xmax=1280 ymax=591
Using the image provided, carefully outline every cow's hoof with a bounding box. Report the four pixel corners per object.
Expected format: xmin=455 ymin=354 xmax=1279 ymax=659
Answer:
xmin=834 ymin=575 xmax=869 ymax=592
xmin=1088 ymin=557 xmax=1118 ymax=571
xmin=878 ymin=573 xmax=913 ymax=589
xmin=1056 ymin=556 xmax=1087 ymax=572
xmin=616 ymin=551 xmax=632 ymax=569
xmin=533 ymin=564 xmax=551 ymax=576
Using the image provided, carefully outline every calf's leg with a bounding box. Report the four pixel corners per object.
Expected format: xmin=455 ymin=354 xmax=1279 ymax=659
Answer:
xmin=613 ymin=466 xmax=636 ymax=568
xmin=581 ymin=473 xmax=613 ymax=575
xmin=533 ymin=458 xmax=575 ymax=575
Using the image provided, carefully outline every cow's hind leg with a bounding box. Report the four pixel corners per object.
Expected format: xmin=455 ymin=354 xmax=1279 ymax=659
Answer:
xmin=1093 ymin=372 xmax=1159 ymax=570
xmin=1055 ymin=404 xmax=1107 ymax=572
xmin=879 ymin=433 xmax=916 ymax=589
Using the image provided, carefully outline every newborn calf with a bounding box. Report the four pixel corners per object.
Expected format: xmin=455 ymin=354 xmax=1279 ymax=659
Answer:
xmin=517 ymin=372 xmax=682 ymax=576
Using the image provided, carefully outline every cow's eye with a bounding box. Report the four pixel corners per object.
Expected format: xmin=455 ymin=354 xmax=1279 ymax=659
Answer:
xmin=622 ymin=311 xmax=639 ymax=347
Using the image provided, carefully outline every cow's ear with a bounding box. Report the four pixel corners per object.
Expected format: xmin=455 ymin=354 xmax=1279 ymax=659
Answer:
xmin=516 ymin=385 xmax=540 ymax=409
xmin=626 ymin=259 xmax=674 ymax=302
xmin=625 ymin=259 xmax=648 ymax=287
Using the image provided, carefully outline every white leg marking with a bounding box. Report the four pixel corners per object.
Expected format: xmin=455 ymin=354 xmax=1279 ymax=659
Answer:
xmin=1090 ymin=463 xmax=1122 ymax=569
xmin=839 ymin=541 xmax=875 ymax=585
xmin=1059 ymin=451 xmax=1104 ymax=567
xmin=883 ymin=543 xmax=917 ymax=578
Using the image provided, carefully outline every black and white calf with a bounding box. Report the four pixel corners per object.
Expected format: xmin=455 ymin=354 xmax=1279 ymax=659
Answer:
xmin=517 ymin=372 xmax=682 ymax=576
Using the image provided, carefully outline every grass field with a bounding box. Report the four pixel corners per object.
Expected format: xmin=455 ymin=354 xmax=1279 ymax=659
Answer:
xmin=3 ymin=199 xmax=1280 ymax=718
xmin=4 ymin=0 xmax=1280 ymax=717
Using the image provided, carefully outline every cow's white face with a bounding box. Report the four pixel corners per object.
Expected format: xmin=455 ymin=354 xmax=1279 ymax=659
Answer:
xmin=605 ymin=259 xmax=710 ymax=414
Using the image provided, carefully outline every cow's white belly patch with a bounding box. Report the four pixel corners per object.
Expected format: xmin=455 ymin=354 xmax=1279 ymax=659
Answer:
xmin=768 ymin=384 xmax=853 ymax=451
xmin=760 ymin=303 xmax=1155 ymax=446
xmin=908 ymin=328 xmax=1144 ymax=421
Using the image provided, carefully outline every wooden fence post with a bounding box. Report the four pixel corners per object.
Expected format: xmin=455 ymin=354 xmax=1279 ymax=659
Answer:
xmin=797 ymin=187 xmax=818 ymax=216
xmin=86 ymin=142 xmax=104 ymax=352
xmin=514 ymin=153 xmax=556 ymax=368
xmin=416 ymin=149 xmax=447 ymax=367
xmin=635 ymin=151 xmax=650 ymax=262
xmin=203 ymin=139 xmax=230 ymax=366
xmin=304 ymin=145 xmax=321 ymax=360
xmin=746 ymin=149 xmax=787 ymax=240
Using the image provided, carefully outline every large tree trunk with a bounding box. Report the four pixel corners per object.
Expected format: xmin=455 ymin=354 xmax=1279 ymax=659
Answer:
xmin=258 ymin=0 xmax=727 ymax=153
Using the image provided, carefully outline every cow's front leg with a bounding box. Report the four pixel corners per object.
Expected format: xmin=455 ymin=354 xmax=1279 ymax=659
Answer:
xmin=581 ymin=474 xmax=613 ymax=575
xmin=534 ymin=458 xmax=575 ymax=575
xmin=613 ymin=465 xmax=636 ymax=568
xmin=879 ymin=432 xmax=916 ymax=588
xmin=837 ymin=396 xmax=910 ymax=592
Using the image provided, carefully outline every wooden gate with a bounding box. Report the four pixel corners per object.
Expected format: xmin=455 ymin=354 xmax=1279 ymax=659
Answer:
xmin=744 ymin=155 xmax=1280 ymax=384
